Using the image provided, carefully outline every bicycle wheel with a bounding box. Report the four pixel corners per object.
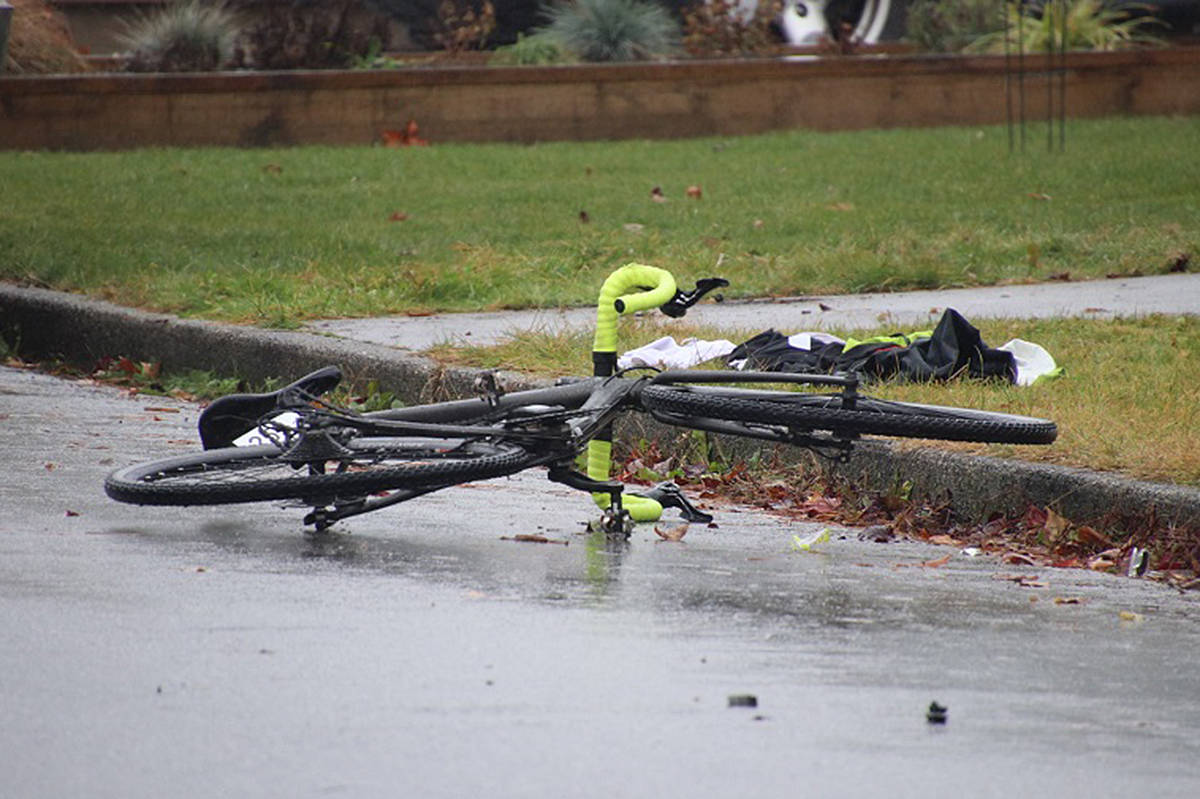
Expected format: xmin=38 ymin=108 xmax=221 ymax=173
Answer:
xmin=105 ymin=438 xmax=542 ymax=506
xmin=640 ymin=384 xmax=1057 ymax=445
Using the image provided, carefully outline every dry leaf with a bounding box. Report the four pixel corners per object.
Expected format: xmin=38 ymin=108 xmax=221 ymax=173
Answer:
xmin=654 ymin=523 xmax=689 ymax=542
xmin=501 ymin=534 xmax=568 ymax=546
xmin=686 ymin=185 xmax=703 ymax=199
xmin=388 ymin=211 xmax=409 ymax=222
xmin=1053 ymin=596 xmax=1083 ymax=605
xmin=262 ymin=163 xmax=282 ymax=174
xmin=579 ymin=210 xmax=590 ymax=224
xmin=651 ymin=186 xmax=667 ymax=203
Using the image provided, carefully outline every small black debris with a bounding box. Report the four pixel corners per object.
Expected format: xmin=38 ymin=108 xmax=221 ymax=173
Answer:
xmin=728 ymin=694 xmax=758 ymax=708
xmin=926 ymin=702 xmax=948 ymax=724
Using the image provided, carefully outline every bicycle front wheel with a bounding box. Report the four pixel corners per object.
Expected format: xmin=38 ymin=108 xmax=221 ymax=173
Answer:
xmin=105 ymin=438 xmax=542 ymax=506
xmin=640 ymin=384 xmax=1057 ymax=445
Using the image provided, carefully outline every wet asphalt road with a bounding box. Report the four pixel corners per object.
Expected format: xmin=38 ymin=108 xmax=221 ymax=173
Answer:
xmin=2 ymin=365 xmax=1200 ymax=798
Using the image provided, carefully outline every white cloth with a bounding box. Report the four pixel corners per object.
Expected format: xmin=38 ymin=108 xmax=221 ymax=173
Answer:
xmin=998 ymin=339 xmax=1059 ymax=386
xmin=618 ymin=336 xmax=737 ymax=371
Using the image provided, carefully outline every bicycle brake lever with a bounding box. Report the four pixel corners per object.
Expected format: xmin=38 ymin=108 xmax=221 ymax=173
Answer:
xmin=633 ymin=481 xmax=714 ymax=523
xmin=659 ymin=277 xmax=729 ymax=319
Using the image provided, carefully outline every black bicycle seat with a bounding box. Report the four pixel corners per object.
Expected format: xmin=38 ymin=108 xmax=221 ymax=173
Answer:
xmin=198 ymin=365 xmax=343 ymax=449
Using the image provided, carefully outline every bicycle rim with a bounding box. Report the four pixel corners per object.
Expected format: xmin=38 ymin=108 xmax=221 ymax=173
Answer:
xmin=105 ymin=438 xmax=542 ymax=506
xmin=640 ymin=384 xmax=1057 ymax=444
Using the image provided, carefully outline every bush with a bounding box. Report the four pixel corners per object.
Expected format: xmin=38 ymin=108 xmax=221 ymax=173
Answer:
xmin=120 ymin=0 xmax=241 ymax=72
xmin=681 ymin=0 xmax=783 ymax=57
xmin=905 ymin=0 xmax=1001 ymax=53
xmin=3 ymin=0 xmax=90 ymax=74
xmin=968 ymin=0 xmax=1166 ymax=54
xmin=539 ymin=0 xmax=680 ymax=61
xmin=489 ymin=31 xmax=571 ymax=63
xmin=230 ymin=0 xmax=392 ymax=69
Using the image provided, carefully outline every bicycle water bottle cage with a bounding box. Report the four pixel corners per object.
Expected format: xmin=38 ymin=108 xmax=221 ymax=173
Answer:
xmin=198 ymin=365 xmax=343 ymax=450
xmin=658 ymin=277 xmax=729 ymax=318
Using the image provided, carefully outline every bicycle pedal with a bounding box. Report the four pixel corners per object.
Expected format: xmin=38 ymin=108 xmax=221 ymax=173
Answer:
xmin=635 ymin=481 xmax=713 ymax=524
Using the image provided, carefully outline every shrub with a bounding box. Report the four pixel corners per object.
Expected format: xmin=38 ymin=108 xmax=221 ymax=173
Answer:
xmin=120 ymin=0 xmax=241 ymax=72
xmin=539 ymin=0 xmax=681 ymax=62
xmin=489 ymin=31 xmax=572 ymax=64
xmin=968 ymin=0 xmax=1165 ymax=54
xmin=904 ymin=0 xmax=1001 ymax=53
xmin=681 ymin=0 xmax=783 ymax=57
xmin=230 ymin=0 xmax=392 ymax=69
xmin=433 ymin=0 xmax=497 ymax=52
xmin=3 ymin=0 xmax=90 ymax=74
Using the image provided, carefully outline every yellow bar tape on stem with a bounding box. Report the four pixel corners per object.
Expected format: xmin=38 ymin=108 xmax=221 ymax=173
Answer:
xmin=586 ymin=263 xmax=677 ymax=523
xmin=591 ymin=263 xmax=677 ymax=355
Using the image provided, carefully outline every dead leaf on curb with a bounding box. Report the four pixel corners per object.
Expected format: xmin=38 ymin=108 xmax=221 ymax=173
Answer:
xmin=1054 ymin=596 xmax=1084 ymax=605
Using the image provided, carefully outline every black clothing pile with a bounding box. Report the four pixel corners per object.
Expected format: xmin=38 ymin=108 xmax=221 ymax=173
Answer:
xmin=727 ymin=309 xmax=1017 ymax=383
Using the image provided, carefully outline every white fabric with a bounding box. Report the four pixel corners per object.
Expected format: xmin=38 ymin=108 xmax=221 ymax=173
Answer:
xmin=998 ymin=339 xmax=1058 ymax=386
xmin=786 ymin=332 xmax=845 ymax=350
xmin=618 ymin=336 xmax=737 ymax=371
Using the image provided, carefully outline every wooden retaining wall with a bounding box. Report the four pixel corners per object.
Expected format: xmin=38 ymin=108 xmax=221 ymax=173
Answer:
xmin=2 ymin=48 xmax=1198 ymax=151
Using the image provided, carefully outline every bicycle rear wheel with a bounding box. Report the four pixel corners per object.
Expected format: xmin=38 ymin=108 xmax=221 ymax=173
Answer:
xmin=640 ymin=384 xmax=1057 ymax=444
xmin=105 ymin=438 xmax=541 ymax=506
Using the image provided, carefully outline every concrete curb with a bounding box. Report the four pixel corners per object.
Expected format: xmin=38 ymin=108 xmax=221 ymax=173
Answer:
xmin=4 ymin=283 xmax=1199 ymax=529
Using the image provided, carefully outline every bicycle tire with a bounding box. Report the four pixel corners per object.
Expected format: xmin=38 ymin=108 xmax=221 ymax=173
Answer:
xmin=640 ymin=384 xmax=1057 ymax=445
xmin=105 ymin=438 xmax=542 ymax=506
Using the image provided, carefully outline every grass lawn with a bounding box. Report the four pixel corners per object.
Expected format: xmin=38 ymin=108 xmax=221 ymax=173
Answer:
xmin=2 ymin=116 xmax=1197 ymax=486
xmin=2 ymin=116 xmax=1197 ymax=325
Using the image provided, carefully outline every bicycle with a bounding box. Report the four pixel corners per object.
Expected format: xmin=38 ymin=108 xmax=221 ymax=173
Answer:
xmin=104 ymin=264 xmax=1057 ymax=535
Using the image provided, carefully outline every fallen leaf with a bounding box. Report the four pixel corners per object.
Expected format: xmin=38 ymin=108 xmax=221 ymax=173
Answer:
xmin=922 ymin=554 xmax=952 ymax=568
xmin=388 ymin=211 xmax=409 ymax=222
xmin=65 ymin=510 xmax=80 ymax=517
xmin=623 ymin=223 xmax=645 ymax=233
xmin=1028 ymin=192 xmax=1052 ymax=201
xmin=501 ymin=534 xmax=569 ymax=546
xmin=1053 ymin=596 xmax=1083 ymax=605
xmin=1048 ymin=271 xmax=1072 ymax=281
xmin=1118 ymin=610 xmax=1145 ymax=623
xmin=1082 ymin=307 xmax=1109 ymax=314
xmin=143 ymin=406 xmax=179 ymax=414
xmin=651 ymin=186 xmax=667 ymax=203
xmin=818 ymin=302 xmax=834 ymax=311
xmin=1003 ymin=552 xmax=1037 ymax=566
xmin=827 ymin=202 xmax=854 ymax=211
xmin=655 ymin=523 xmax=689 ymax=542
xmin=262 ymin=163 xmax=283 ymax=174
xmin=381 ymin=119 xmax=429 ymax=147
xmin=1074 ymin=525 xmax=1114 ymax=550
xmin=686 ymin=185 xmax=703 ymax=199
xmin=579 ymin=210 xmax=590 ymax=223
xmin=752 ymin=219 xmax=764 ymax=229
xmin=1088 ymin=558 xmax=1116 ymax=571
xmin=927 ymin=534 xmax=960 ymax=547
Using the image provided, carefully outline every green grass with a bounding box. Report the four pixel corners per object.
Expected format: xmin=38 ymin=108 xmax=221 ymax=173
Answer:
xmin=428 ymin=314 xmax=1200 ymax=487
xmin=2 ymin=116 xmax=1197 ymax=325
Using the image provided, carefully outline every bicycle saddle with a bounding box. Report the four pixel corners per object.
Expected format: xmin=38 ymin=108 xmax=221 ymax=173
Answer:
xmin=198 ymin=365 xmax=343 ymax=449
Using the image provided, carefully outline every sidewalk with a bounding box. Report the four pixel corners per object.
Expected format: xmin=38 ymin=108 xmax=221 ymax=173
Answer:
xmin=2 ymin=273 xmax=1199 ymax=530
xmin=306 ymin=273 xmax=1200 ymax=351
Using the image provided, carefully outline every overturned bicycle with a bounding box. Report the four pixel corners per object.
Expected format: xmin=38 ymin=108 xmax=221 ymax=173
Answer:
xmin=104 ymin=265 xmax=1057 ymax=535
